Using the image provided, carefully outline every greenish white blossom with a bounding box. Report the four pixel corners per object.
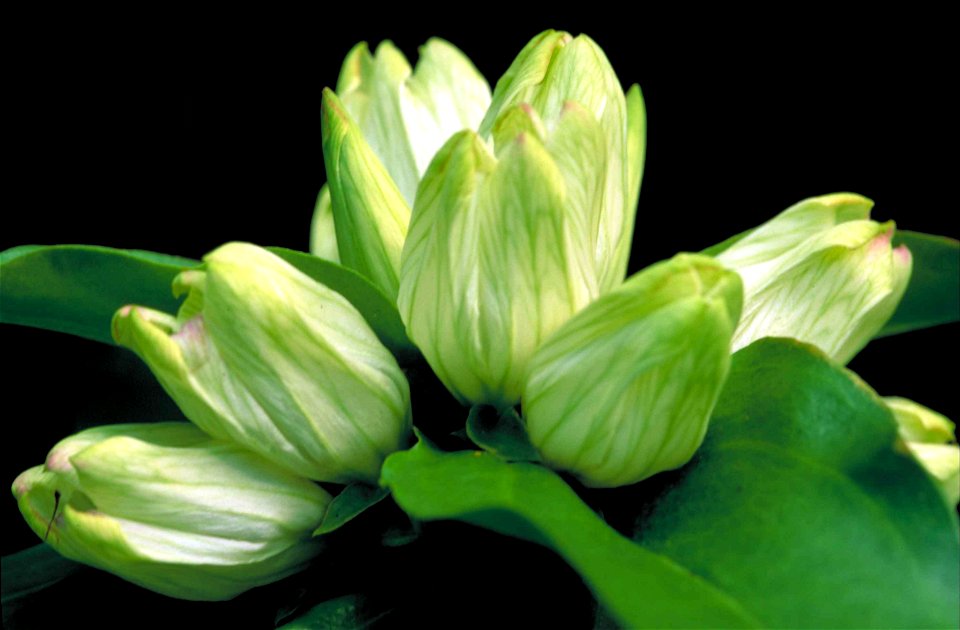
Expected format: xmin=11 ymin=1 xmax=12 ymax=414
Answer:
xmin=336 ymin=39 xmax=492 ymax=205
xmin=398 ymin=129 xmax=599 ymax=408
xmin=523 ymin=254 xmax=743 ymax=487
xmin=716 ymin=193 xmax=912 ymax=363
xmin=885 ymin=397 xmax=959 ymax=506
xmin=398 ymin=30 xmax=645 ymax=408
xmin=318 ymin=40 xmax=491 ymax=297
xmin=112 ymin=243 xmax=411 ymax=484
xmin=480 ymin=29 xmax=646 ymax=293
xmin=12 ymin=423 xmax=330 ymax=601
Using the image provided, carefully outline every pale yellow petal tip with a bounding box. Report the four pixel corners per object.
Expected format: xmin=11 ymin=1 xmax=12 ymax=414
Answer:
xmin=111 ymin=304 xmax=135 ymax=342
xmin=817 ymin=191 xmax=874 ymax=207
xmin=419 ymin=37 xmax=467 ymax=59
xmin=172 ymin=269 xmax=205 ymax=298
xmin=11 ymin=466 xmax=40 ymax=500
xmin=320 ymin=89 xmax=353 ymax=134
xmin=868 ymin=227 xmax=894 ymax=252
xmin=814 ymin=192 xmax=875 ymax=222
xmin=337 ymin=41 xmax=371 ymax=92
xmin=112 ymin=304 xmax=179 ymax=348
xmin=203 ymin=242 xmax=273 ymax=270
xmin=44 ymin=448 xmax=73 ymax=474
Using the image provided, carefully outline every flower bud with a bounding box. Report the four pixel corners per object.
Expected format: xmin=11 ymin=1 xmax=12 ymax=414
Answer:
xmin=12 ymin=423 xmax=330 ymax=601
xmin=480 ymin=30 xmax=646 ymax=293
xmin=112 ymin=243 xmax=411 ymax=484
xmin=398 ymin=129 xmax=598 ymax=408
xmin=716 ymin=193 xmax=912 ymax=363
xmin=321 ymin=90 xmax=410 ymax=298
xmin=885 ymin=397 xmax=959 ymax=506
xmin=319 ymin=40 xmax=491 ymax=297
xmin=523 ymin=254 xmax=743 ymax=488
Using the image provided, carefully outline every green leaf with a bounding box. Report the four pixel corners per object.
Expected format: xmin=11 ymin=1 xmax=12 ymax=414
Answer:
xmin=0 ymin=245 xmax=198 ymax=344
xmin=313 ymin=483 xmax=389 ymax=536
xmin=1 ymin=544 xmax=81 ymax=606
xmin=381 ymin=440 xmax=761 ymax=629
xmin=634 ymin=338 xmax=959 ymax=629
xmin=465 ymin=406 xmax=540 ymax=462
xmin=277 ymin=594 xmax=392 ymax=629
xmin=878 ymin=230 xmax=960 ymax=336
xmin=383 ymin=339 xmax=958 ymax=628
xmin=266 ymin=247 xmax=417 ymax=362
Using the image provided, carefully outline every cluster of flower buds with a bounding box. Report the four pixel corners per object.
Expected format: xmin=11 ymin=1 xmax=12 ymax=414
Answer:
xmin=13 ymin=29 xmax=937 ymax=600
xmin=398 ymin=31 xmax=645 ymax=410
xmin=15 ymin=243 xmax=412 ymax=600
xmin=315 ymin=38 xmax=492 ymax=298
xmin=112 ymin=243 xmax=411 ymax=484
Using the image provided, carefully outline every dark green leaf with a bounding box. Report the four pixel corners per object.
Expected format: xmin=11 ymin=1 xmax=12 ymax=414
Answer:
xmin=381 ymin=440 xmax=761 ymax=629
xmin=0 ymin=245 xmax=197 ymax=344
xmin=1 ymin=544 xmax=81 ymax=606
xmin=266 ymin=247 xmax=417 ymax=362
xmin=878 ymin=230 xmax=959 ymax=336
xmin=466 ymin=405 xmax=540 ymax=462
xmin=634 ymin=339 xmax=959 ymax=629
xmin=313 ymin=483 xmax=389 ymax=536
xmin=277 ymin=594 xmax=391 ymax=629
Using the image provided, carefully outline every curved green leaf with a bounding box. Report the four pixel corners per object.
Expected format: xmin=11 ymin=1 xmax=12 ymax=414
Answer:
xmin=1 ymin=544 xmax=81 ymax=607
xmin=266 ymin=247 xmax=417 ymax=362
xmin=313 ymin=483 xmax=389 ymax=536
xmin=0 ymin=245 xmax=197 ymax=345
xmin=634 ymin=339 xmax=959 ymax=629
xmin=878 ymin=230 xmax=959 ymax=336
xmin=278 ymin=594 xmax=392 ymax=629
xmin=0 ymin=245 xmax=418 ymax=361
xmin=381 ymin=440 xmax=761 ymax=629
xmin=466 ymin=406 xmax=540 ymax=462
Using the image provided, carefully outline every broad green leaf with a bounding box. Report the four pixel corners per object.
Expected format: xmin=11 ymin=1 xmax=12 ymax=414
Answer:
xmin=266 ymin=247 xmax=417 ymax=362
xmin=878 ymin=230 xmax=959 ymax=335
xmin=634 ymin=339 xmax=959 ymax=629
xmin=277 ymin=594 xmax=392 ymax=629
xmin=0 ymin=245 xmax=197 ymax=344
xmin=465 ymin=406 xmax=540 ymax=462
xmin=313 ymin=483 xmax=390 ymax=536
xmin=381 ymin=440 xmax=761 ymax=629
xmin=1 ymin=544 xmax=81 ymax=606
xmin=0 ymin=245 xmax=417 ymax=360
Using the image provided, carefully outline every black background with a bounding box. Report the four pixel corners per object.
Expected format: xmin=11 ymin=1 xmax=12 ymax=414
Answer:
xmin=3 ymin=9 xmax=957 ymax=623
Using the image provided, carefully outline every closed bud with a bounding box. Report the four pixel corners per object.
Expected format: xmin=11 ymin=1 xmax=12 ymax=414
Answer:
xmin=523 ymin=254 xmax=743 ymax=488
xmin=716 ymin=193 xmax=912 ymax=363
xmin=12 ymin=423 xmax=330 ymax=601
xmin=480 ymin=30 xmax=646 ymax=292
xmin=318 ymin=40 xmax=491 ymax=296
xmin=885 ymin=397 xmax=959 ymax=506
xmin=398 ymin=129 xmax=598 ymax=408
xmin=321 ymin=89 xmax=411 ymax=298
xmin=112 ymin=242 xmax=411 ymax=483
